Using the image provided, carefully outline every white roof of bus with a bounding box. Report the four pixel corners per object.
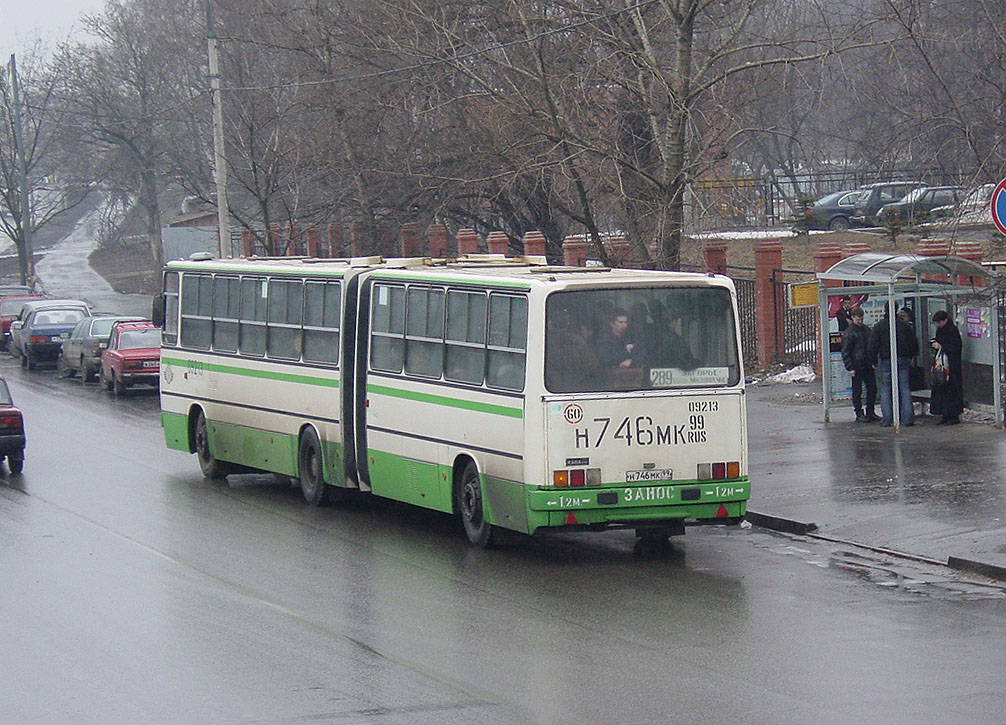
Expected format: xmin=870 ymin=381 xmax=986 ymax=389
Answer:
xmin=164 ymin=255 xmax=732 ymax=288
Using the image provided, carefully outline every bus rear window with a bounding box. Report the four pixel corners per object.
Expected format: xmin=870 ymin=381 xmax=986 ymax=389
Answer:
xmin=545 ymin=287 xmax=739 ymax=393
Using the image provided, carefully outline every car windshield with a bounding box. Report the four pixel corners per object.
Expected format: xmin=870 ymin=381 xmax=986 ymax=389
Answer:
xmin=899 ymin=188 xmax=928 ymax=203
xmin=0 ymin=299 xmax=31 ymax=315
xmin=118 ymin=328 xmax=161 ymax=349
xmin=814 ymin=191 xmax=845 ymax=206
xmin=545 ymin=286 xmax=740 ymax=393
xmin=33 ymin=309 xmax=86 ymax=326
xmin=90 ymin=318 xmax=122 ymax=336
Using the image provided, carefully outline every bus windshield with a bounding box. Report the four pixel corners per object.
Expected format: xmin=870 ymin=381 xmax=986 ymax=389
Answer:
xmin=545 ymin=286 xmax=739 ymax=393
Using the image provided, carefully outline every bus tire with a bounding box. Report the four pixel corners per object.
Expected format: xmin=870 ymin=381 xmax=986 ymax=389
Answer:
xmin=298 ymin=428 xmax=332 ymax=506
xmin=456 ymin=461 xmax=495 ymax=548
xmin=194 ymin=410 xmax=228 ymax=479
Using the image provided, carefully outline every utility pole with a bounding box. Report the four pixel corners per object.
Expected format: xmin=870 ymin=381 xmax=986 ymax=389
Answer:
xmin=206 ymin=0 xmax=231 ymax=258
xmin=9 ymin=54 xmax=34 ymax=285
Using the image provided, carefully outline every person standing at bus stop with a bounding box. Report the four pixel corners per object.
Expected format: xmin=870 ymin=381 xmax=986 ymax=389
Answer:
xmin=841 ymin=307 xmax=878 ymax=423
xmin=869 ymin=302 xmax=919 ymax=427
xmin=930 ymin=309 xmax=963 ymax=425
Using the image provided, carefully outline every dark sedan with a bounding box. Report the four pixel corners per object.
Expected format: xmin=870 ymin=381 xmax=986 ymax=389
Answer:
xmin=878 ymin=186 xmax=963 ymax=225
xmin=800 ymin=190 xmax=861 ymax=231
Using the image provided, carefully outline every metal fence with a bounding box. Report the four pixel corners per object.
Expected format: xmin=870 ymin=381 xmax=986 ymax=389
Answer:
xmin=726 ymin=268 xmax=758 ymax=368
xmin=772 ymin=269 xmax=817 ymax=368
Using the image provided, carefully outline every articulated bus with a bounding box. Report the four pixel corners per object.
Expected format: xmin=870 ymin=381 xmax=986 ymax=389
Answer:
xmin=156 ymin=253 xmax=749 ymax=548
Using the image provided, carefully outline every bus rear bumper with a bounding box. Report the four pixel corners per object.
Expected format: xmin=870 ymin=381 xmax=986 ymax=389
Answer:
xmin=525 ymin=479 xmax=749 ymax=534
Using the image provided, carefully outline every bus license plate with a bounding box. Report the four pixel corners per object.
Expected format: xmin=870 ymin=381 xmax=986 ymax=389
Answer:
xmin=625 ymin=468 xmax=672 ymax=482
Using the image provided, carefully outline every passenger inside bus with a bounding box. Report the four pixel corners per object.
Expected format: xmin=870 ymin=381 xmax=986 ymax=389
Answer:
xmin=545 ymin=308 xmax=600 ymax=392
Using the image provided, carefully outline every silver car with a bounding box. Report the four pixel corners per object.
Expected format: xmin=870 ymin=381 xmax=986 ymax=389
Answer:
xmin=58 ymin=315 xmax=146 ymax=382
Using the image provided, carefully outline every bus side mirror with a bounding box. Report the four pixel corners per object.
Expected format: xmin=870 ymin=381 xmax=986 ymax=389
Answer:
xmin=151 ymin=293 xmax=165 ymax=328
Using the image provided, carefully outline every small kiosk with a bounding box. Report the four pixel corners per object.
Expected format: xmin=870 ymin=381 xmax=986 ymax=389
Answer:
xmin=818 ymin=253 xmax=1000 ymax=432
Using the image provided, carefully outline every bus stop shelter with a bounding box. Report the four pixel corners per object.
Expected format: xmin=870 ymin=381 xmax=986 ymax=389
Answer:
xmin=818 ymin=252 xmax=1000 ymax=432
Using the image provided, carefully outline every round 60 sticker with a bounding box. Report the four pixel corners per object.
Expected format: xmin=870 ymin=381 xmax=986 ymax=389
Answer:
xmin=562 ymin=403 xmax=584 ymax=424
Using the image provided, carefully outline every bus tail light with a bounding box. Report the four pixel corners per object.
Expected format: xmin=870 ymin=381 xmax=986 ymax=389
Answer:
xmin=552 ymin=468 xmax=601 ymax=487
xmin=697 ymin=461 xmax=741 ymax=480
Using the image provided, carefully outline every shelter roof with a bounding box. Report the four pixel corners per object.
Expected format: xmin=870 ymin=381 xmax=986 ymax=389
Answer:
xmin=818 ymin=253 xmax=989 ymax=283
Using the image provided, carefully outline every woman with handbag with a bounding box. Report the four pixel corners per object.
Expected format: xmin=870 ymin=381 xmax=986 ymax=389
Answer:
xmin=930 ymin=310 xmax=963 ymax=425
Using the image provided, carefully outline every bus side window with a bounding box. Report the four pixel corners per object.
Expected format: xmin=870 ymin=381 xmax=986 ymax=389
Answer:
xmin=445 ymin=290 xmax=486 ymax=385
xmin=304 ymin=280 xmax=340 ymax=365
xmin=180 ymin=273 xmax=212 ymax=349
xmin=487 ymin=294 xmax=526 ymax=391
xmin=404 ymin=286 xmax=444 ymax=378
xmin=371 ymin=283 xmax=405 ymax=372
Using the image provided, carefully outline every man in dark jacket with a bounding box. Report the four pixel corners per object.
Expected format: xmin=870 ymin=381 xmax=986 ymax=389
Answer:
xmin=869 ymin=304 xmax=920 ymax=427
xmin=841 ymin=307 xmax=878 ymax=422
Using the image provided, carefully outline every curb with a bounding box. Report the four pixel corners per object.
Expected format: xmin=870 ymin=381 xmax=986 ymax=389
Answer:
xmin=747 ymin=511 xmax=1006 ymax=583
xmin=744 ymin=511 xmax=818 ymax=535
xmin=947 ymin=556 xmax=1006 ymax=582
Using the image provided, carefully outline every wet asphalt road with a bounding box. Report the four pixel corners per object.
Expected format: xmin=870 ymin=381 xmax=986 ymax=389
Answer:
xmin=3 ymin=357 xmax=1006 ymax=723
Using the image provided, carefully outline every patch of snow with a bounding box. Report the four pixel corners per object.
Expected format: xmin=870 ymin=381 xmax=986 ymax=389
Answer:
xmin=692 ymin=229 xmax=797 ymax=240
xmin=758 ymin=364 xmax=817 ymax=385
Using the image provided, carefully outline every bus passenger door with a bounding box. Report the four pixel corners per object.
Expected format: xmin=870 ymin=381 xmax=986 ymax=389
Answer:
xmin=341 ymin=271 xmax=370 ymax=491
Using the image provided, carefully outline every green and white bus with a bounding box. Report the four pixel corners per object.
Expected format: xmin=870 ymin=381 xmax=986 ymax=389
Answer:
xmin=156 ymin=253 xmax=749 ymax=548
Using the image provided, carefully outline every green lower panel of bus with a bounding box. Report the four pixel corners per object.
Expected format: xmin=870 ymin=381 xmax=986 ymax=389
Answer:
xmin=367 ymin=449 xmax=454 ymax=513
xmin=163 ymin=411 xmax=343 ymax=481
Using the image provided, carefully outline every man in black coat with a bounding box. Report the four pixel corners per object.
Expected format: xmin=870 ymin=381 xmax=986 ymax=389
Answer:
xmin=930 ymin=309 xmax=964 ymax=424
xmin=869 ymin=304 xmax=920 ymax=427
xmin=841 ymin=307 xmax=878 ymax=422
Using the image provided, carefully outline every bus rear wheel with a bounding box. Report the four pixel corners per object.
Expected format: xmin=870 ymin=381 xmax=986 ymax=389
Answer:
xmin=194 ymin=410 xmax=228 ymax=479
xmin=456 ymin=461 xmax=496 ymax=548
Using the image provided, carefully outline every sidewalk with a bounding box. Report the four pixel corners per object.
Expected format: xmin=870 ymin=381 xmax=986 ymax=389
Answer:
xmin=746 ymin=380 xmax=1006 ymax=577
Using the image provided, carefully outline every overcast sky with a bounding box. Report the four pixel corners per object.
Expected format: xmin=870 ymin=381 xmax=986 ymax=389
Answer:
xmin=2 ymin=0 xmax=106 ymax=55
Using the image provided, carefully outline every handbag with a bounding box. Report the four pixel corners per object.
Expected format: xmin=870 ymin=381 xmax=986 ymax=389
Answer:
xmin=929 ymin=351 xmax=948 ymax=388
xmin=909 ymin=360 xmax=927 ymax=391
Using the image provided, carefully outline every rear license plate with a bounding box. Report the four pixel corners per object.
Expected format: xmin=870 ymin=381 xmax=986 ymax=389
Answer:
xmin=625 ymin=468 xmax=672 ymax=482
xmin=51 ymin=335 xmax=63 ymax=342
xmin=142 ymin=361 xmax=158 ymax=368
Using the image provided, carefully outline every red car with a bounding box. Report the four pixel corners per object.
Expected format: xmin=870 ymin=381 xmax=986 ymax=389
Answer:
xmin=99 ymin=321 xmax=161 ymax=395
xmin=0 ymin=295 xmax=47 ymax=350
xmin=0 ymin=377 xmax=25 ymax=473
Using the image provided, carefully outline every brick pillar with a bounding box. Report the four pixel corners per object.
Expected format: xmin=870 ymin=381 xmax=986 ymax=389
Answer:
xmin=842 ymin=241 xmax=872 ymax=258
xmin=522 ymin=230 xmax=547 ymax=258
xmin=457 ymin=228 xmax=480 ymax=256
xmin=562 ymin=235 xmax=588 ymax=266
xmin=953 ymin=240 xmax=984 ymax=286
xmin=486 ymin=231 xmax=510 ymax=256
xmin=400 ymin=223 xmax=422 ymax=257
xmin=427 ymin=224 xmax=449 ymax=258
xmin=350 ymin=221 xmax=367 ymax=257
xmin=606 ymin=235 xmax=630 ymax=267
xmin=916 ymin=238 xmax=951 ymax=282
xmin=703 ymin=242 xmax=728 ymax=275
xmin=326 ymin=224 xmax=343 ymax=256
xmin=305 ymin=227 xmax=321 ymax=256
xmin=755 ymin=239 xmax=784 ymax=368
xmin=241 ymin=228 xmax=256 ymax=257
xmin=814 ymin=242 xmax=843 ymax=288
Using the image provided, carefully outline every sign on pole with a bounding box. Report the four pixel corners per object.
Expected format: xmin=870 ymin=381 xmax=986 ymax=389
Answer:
xmin=991 ymin=177 xmax=1006 ymax=236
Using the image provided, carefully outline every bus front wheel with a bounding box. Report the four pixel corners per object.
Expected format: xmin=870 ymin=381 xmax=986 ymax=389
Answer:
xmin=298 ymin=428 xmax=332 ymax=506
xmin=456 ymin=461 xmax=495 ymax=548
xmin=194 ymin=410 xmax=228 ymax=479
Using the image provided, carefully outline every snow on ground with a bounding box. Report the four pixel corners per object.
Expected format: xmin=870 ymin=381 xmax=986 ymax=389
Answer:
xmin=755 ymin=363 xmax=817 ymax=385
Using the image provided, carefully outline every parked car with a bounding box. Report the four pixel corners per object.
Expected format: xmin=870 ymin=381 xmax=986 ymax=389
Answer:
xmin=932 ymin=182 xmax=995 ymax=220
xmin=851 ymin=181 xmax=927 ymax=226
xmin=878 ymin=185 xmax=964 ymax=225
xmin=58 ymin=315 xmax=147 ymax=382
xmin=0 ymin=295 xmax=47 ymax=350
xmin=0 ymin=377 xmax=25 ymax=473
xmin=99 ymin=321 xmax=161 ymax=394
xmin=0 ymin=284 xmax=34 ymax=297
xmin=8 ymin=299 xmax=92 ymax=370
xmin=800 ymin=189 xmax=862 ymax=231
